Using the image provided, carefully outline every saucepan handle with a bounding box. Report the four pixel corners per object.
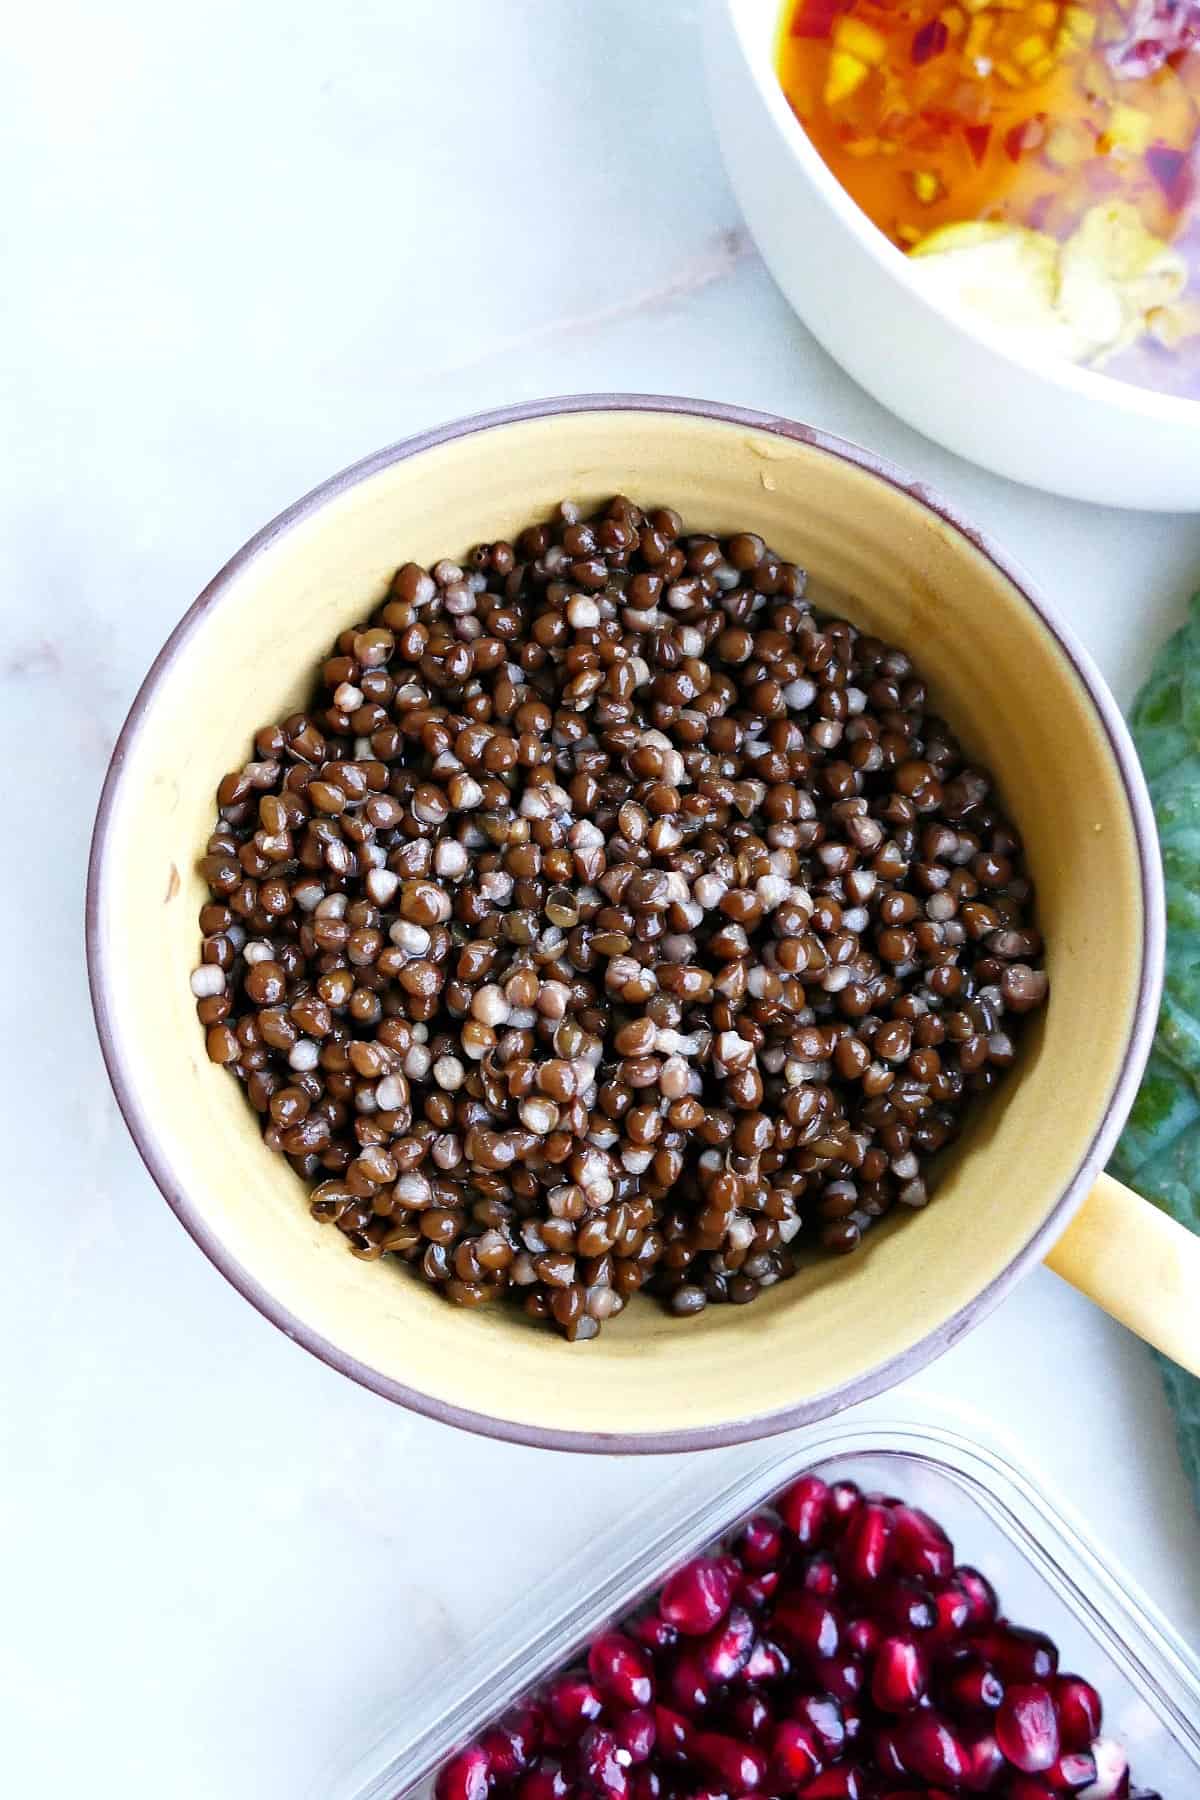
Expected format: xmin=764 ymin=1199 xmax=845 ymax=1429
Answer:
xmin=1044 ymin=1170 xmax=1200 ymax=1375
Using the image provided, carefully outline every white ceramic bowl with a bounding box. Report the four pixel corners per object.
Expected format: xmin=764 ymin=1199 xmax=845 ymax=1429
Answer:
xmin=705 ymin=0 xmax=1200 ymax=509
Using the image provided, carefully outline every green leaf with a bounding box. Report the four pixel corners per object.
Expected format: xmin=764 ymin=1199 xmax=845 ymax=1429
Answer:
xmin=1111 ymin=1049 xmax=1200 ymax=1182
xmin=1111 ymin=592 xmax=1200 ymax=1510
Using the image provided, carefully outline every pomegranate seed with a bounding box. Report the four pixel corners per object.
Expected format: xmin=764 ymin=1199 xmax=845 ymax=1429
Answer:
xmin=579 ymin=1726 xmax=630 ymax=1800
xmin=839 ymin=1699 xmax=864 ymax=1744
xmin=996 ymin=1683 xmax=1060 ymax=1773
xmin=839 ymin=1501 xmax=893 ymax=1586
xmin=726 ymin=1691 xmax=772 ymax=1742
xmin=666 ymin=1653 xmax=712 ymax=1715
xmin=589 ymin=1633 xmax=655 ymax=1708
xmin=1081 ymin=1739 xmax=1131 ymax=1797
xmin=437 ymin=1747 xmax=491 ymax=1800
xmin=507 ymin=1705 xmax=544 ymax=1760
xmin=775 ymin=1590 xmax=841 ymax=1660
xmin=1054 ymin=1675 xmax=1103 ymax=1750
xmin=811 ymin=1653 xmax=864 ymax=1701
xmin=698 ymin=1606 xmax=757 ymax=1681
xmin=539 ymin=1718 xmax=566 ymax=1750
xmin=794 ymin=1766 xmax=868 ymax=1798
xmin=480 ymin=1724 xmax=530 ymax=1782
xmin=944 ymin=1658 xmax=1005 ymax=1715
xmin=693 ymin=1730 xmax=768 ymax=1791
xmin=517 ymin=1760 xmax=569 ymax=1800
xmin=790 ymin=1693 xmax=846 ymax=1757
xmin=978 ymin=1623 xmax=1058 ymax=1683
xmin=770 ymin=1718 xmax=824 ymax=1785
xmin=736 ymin=1513 xmax=785 ymax=1570
xmin=737 ymin=1638 xmax=790 ymax=1684
xmin=892 ymin=1711 xmax=969 ymax=1785
xmin=630 ymin=1613 xmax=678 ymax=1655
xmin=660 ymin=1557 xmax=733 ymax=1636
xmin=778 ymin=1474 xmax=830 ymax=1546
xmin=928 ymin=1582 xmax=971 ymax=1644
xmin=890 ymin=1505 xmax=955 ymax=1582
xmin=960 ymin=1729 xmax=1006 ymax=1791
xmin=877 ymin=1577 xmax=936 ymax=1634
xmin=629 ymin=1773 xmax=661 ymax=1800
xmin=955 ymin=1565 xmax=998 ymax=1629
xmin=828 ymin=1480 xmax=863 ymax=1526
xmin=1047 ymin=1749 xmax=1100 ymax=1789
xmin=652 ymin=1706 xmax=693 ymax=1762
xmin=545 ymin=1678 xmax=604 ymax=1739
xmin=615 ymin=1711 xmax=657 ymax=1765
xmin=872 ymin=1724 xmax=908 ymax=1777
xmin=737 ymin=1569 xmax=781 ymax=1611
xmin=845 ymin=1616 xmax=881 ymax=1658
xmin=871 ymin=1635 xmax=929 ymax=1711
xmin=801 ymin=1553 xmax=840 ymax=1597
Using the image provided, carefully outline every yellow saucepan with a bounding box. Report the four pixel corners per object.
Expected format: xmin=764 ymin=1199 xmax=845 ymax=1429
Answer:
xmin=87 ymin=396 xmax=1200 ymax=1450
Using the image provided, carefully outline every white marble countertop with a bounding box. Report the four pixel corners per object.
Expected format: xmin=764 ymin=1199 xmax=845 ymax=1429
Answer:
xmin=5 ymin=1 xmax=1200 ymax=1793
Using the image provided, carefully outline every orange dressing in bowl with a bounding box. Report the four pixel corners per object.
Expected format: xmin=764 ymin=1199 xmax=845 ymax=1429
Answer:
xmin=776 ymin=0 xmax=1200 ymax=393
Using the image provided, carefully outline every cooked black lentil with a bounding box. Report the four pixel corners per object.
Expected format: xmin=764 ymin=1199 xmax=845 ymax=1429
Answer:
xmin=194 ymin=497 xmax=1048 ymax=1340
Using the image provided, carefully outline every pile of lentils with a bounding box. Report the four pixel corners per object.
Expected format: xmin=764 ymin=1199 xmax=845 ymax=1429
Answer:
xmin=193 ymin=497 xmax=1048 ymax=1341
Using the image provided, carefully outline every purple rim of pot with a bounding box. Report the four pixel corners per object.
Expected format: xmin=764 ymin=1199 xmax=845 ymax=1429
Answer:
xmin=85 ymin=393 xmax=1165 ymax=1455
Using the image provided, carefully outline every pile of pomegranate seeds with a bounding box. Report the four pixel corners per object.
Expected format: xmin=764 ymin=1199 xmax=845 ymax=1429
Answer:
xmin=434 ymin=1476 xmax=1160 ymax=1800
